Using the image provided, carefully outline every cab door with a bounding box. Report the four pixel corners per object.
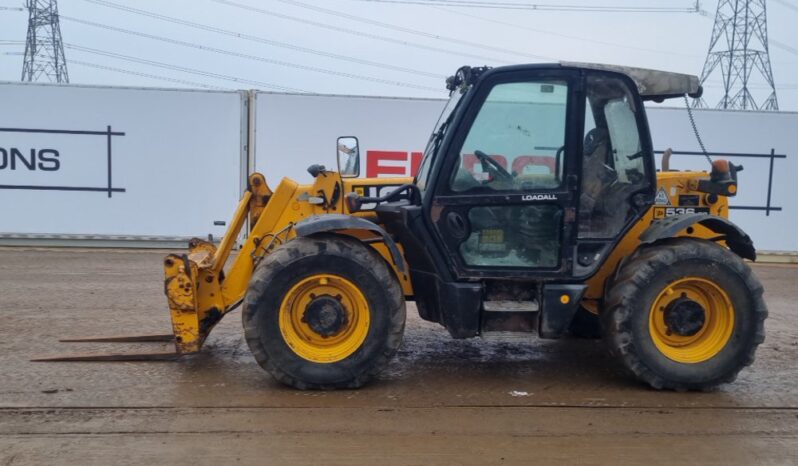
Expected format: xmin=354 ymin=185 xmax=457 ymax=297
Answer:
xmin=429 ymin=69 xmax=580 ymax=278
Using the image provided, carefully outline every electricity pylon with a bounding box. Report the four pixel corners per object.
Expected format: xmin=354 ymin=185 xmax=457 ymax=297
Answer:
xmin=695 ymin=0 xmax=778 ymax=111
xmin=21 ymin=0 xmax=69 ymax=83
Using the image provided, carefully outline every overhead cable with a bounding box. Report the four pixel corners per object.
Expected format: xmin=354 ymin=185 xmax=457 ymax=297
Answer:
xmin=341 ymin=0 xmax=699 ymax=12
xmin=434 ymin=6 xmax=701 ymax=57
xmin=771 ymin=0 xmax=798 ymax=14
xmin=208 ymin=0 xmax=528 ymax=63
xmin=61 ymin=15 xmax=441 ymax=92
xmin=70 ymin=60 xmax=230 ymax=90
xmin=238 ymin=0 xmax=556 ymax=60
xmin=65 ymin=43 xmax=312 ymax=93
xmin=78 ymin=0 xmax=446 ymax=78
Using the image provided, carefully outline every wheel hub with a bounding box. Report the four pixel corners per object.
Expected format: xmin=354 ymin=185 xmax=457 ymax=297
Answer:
xmin=301 ymin=295 xmax=348 ymax=338
xmin=663 ymin=297 xmax=706 ymax=337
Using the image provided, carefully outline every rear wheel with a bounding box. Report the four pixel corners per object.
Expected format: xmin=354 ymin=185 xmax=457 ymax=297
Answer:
xmin=602 ymin=238 xmax=766 ymax=390
xmin=243 ymin=234 xmax=406 ymax=389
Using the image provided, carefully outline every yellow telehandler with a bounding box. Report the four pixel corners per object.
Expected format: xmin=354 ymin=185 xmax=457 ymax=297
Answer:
xmin=39 ymin=63 xmax=767 ymax=391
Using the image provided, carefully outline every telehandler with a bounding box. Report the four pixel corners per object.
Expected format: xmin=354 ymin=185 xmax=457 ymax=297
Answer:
xmin=41 ymin=63 xmax=767 ymax=391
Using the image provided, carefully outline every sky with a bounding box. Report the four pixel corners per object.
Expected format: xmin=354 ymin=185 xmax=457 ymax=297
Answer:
xmin=0 ymin=0 xmax=796 ymax=110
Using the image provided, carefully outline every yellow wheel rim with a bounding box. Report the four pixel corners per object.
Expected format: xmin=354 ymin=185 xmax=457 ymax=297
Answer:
xmin=279 ymin=274 xmax=370 ymax=363
xmin=649 ymin=277 xmax=735 ymax=364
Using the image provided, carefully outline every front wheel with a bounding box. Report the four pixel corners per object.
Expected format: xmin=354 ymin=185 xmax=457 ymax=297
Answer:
xmin=242 ymin=234 xmax=406 ymax=389
xmin=602 ymin=238 xmax=767 ymax=391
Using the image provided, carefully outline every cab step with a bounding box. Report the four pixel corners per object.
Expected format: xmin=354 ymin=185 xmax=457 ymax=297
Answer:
xmin=480 ymin=331 xmax=534 ymax=343
xmin=481 ymin=301 xmax=539 ymax=334
xmin=482 ymin=300 xmax=539 ymax=313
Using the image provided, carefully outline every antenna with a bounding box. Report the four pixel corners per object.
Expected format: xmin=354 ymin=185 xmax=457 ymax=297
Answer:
xmin=21 ymin=0 xmax=69 ymax=83
xmin=694 ymin=0 xmax=778 ymax=111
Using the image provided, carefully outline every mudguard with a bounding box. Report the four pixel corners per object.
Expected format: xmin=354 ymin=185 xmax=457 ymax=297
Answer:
xmin=639 ymin=213 xmax=756 ymax=261
xmin=294 ymin=214 xmax=406 ymax=272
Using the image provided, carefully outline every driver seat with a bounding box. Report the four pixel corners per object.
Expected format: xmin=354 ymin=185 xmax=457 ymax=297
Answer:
xmin=579 ymin=127 xmax=614 ymax=235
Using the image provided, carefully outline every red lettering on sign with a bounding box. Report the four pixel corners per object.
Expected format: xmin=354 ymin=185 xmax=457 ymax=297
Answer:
xmin=410 ymin=152 xmax=422 ymax=177
xmin=513 ymin=155 xmax=555 ymax=174
xmin=366 ymin=150 xmax=407 ymax=177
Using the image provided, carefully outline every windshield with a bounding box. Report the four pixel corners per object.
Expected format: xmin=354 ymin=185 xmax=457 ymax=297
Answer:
xmin=415 ymin=87 xmax=467 ymax=191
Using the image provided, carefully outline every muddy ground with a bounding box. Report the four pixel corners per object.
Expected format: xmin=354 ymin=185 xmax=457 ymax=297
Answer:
xmin=0 ymin=248 xmax=796 ymax=465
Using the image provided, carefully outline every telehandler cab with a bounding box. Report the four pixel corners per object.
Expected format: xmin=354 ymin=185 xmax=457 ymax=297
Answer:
xmin=41 ymin=63 xmax=767 ymax=391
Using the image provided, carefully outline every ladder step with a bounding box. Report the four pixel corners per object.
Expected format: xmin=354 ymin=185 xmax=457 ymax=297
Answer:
xmin=481 ymin=332 xmax=533 ymax=343
xmin=483 ymin=301 xmax=539 ymax=313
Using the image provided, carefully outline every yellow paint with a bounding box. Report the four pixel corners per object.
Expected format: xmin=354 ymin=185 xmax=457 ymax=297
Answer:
xmin=278 ymin=274 xmax=370 ymax=363
xmin=648 ymin=277 xmax=735 ymax=363
xmin=162 ymin=170 xmax=414 ymax=354
xmin=582 ymin=170 xmax=731 ymax=313
xmin=163 ymin=162 xmax=740 ymax=354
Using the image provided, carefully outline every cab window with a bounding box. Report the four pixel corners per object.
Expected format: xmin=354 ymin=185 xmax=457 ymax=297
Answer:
xmin=449 ymin=81 xmax=568 ymax=193
xmin=579 ymin=74 xmax=649 ymax=239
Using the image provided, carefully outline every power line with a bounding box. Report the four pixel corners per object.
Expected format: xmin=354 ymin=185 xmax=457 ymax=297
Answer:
xmin=211 ymin=0 xmax=550 ymax=62
xmin=339 ymin=0 xmax=699 ymax=12
xmin=60 ymin=15 xmax=441 ymax=92
xmin=64 ymin=43 xmax=312 ymax=93
xmin=772 ymin=39 xmax=798 ymax=57
xmin=269 ymin=0 xmax=557 ymax=60
xmin=80 ymin=0 xmax=491 ymax=73
xmin=70 ymin=60 xmax=230 ymax=90
xmin=434 ymin=5 xmax=701 ymax=57
xmin=771 ymin=0 xmax=798 ymax=14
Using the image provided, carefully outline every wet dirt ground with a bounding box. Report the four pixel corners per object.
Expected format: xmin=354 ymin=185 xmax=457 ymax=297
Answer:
xmin=1 ymin=248 xmax=797 ymax=465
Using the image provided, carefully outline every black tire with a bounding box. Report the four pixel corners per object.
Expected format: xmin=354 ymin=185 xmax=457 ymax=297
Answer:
xmin=602 ymin=238 xmax=767 ymax=391
xmin=242 ymin=234 xmax=406 ymax=390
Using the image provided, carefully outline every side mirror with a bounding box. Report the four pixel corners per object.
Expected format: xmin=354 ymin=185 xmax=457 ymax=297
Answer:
xmin=337 ymin=136 xmax=360 ymax=178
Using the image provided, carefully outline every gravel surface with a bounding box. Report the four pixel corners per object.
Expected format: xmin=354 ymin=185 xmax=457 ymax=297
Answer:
xmin=1 ymin=248 xmax=796 ymax=465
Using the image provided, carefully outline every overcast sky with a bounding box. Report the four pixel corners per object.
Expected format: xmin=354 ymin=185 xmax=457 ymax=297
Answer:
xmin=1 ymin=0 xmax=796 ymax=110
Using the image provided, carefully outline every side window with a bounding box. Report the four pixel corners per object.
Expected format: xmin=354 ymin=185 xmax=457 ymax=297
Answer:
xmin=605 ymin=99 xmax=645 ymax=184
xmin=579 ymin=74 xmax=649 ymax=239
xmin=450 ymin=81 xmax=568 ymax=192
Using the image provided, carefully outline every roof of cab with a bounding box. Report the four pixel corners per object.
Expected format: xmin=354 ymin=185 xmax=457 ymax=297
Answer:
xmin=560 ymin=61 xmax=702 ymax=100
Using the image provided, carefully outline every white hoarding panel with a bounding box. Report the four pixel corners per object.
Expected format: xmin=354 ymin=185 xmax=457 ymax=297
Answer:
xmin=254 ymin=92 xmax=445 ymax=186
xmin=647 ymin=107 xmax=796 ymax=252
xmin=0 ymin=82 xmax=244 ymax=239
xmin=256 ymin=92 xmax=795 ymax=252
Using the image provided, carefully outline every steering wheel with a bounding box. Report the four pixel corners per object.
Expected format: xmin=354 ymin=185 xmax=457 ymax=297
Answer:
xmin=626 ymin=150 xmax=646 ymax=161
xmin=474 ymin=150 xmax=512 ymax=183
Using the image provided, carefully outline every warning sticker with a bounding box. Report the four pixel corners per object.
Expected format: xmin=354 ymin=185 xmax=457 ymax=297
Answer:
xmin=654 ymin=187 xmax=671 ymax=205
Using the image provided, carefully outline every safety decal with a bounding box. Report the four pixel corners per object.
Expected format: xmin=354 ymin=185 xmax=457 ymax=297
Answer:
xmin=654 ymin=187 xmax=671 ymax=205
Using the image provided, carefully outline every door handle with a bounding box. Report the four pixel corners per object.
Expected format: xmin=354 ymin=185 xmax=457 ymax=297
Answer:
xmin=446 ymin=211 xmax=468 ymax=239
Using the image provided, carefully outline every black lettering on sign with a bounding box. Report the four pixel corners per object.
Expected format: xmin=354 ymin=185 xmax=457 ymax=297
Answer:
xmin=0 ymin=148 xmax=61 ymax=171
xmin=38 ymin=149 xmax=60 ymax=171
xmin=0 ymin=126 xmax=126 ymax=197
xmin=11 ymin=148 xmax=35 ymax=170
